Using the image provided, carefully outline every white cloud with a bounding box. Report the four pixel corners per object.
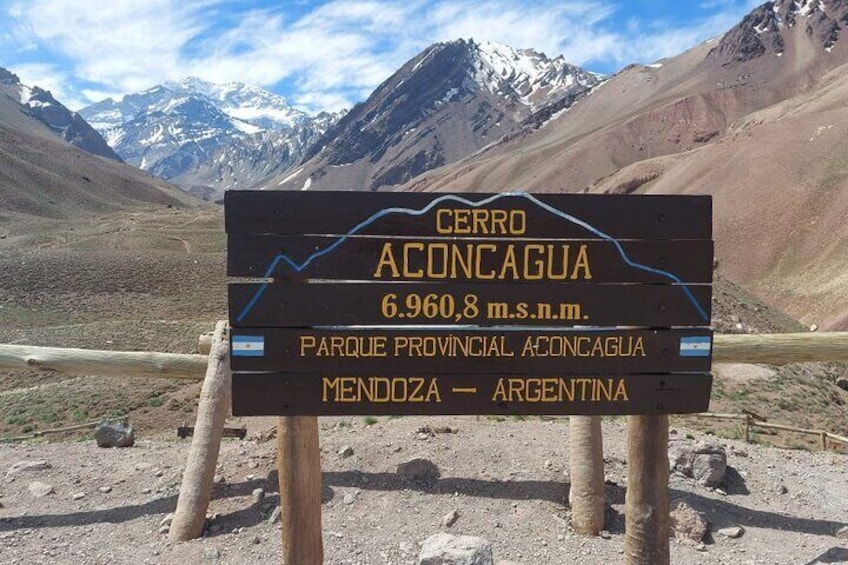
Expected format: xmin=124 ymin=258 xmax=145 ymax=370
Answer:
xmin=1 ymin=0 xmax=758 ymax=113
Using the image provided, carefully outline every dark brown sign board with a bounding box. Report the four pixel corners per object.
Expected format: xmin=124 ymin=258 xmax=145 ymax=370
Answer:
xmin=229 ymin=282 xmax=713 ymax=328
xmin=224 ymin=191 xmax=712 ymax=240
xmin=225 ymin=191 xmax=713 ymax=416
xmin=227 ymin=235 xmax=713 ymax=283
xmin=232 ymin=373 xmax=713 ymax=416
xmin=229 ymin=328 xmax=713 ymax=374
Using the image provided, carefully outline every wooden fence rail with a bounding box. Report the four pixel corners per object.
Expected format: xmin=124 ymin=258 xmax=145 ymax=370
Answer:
xmin=2 ymin=332 xmax=845 ymax=380
xmin=0 ymin=343 xmax=208 ymax=379
xmin=689 ymin=412 xmax=848 ymax=449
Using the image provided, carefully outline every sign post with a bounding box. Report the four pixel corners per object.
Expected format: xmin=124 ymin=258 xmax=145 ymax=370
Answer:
xmin=225 ymin=191 xmax=714 ymax=563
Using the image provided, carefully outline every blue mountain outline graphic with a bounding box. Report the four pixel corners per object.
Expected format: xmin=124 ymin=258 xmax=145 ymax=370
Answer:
xmin=234 ymin=192 xmax=710 ymax=324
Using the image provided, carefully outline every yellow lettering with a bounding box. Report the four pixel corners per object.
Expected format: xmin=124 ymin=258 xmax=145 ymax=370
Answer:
xmin=404 ymin=242 xmax=426 ymax=278
xmin=436 ymin=209 xmax=452 ymax=234
xmin=492 ymin=378 xmax=507 ymax=402
xmin=374 ymin=243 xmax=400 ymax=278
xmin=572 ymin=244 xmax=592 ymax=280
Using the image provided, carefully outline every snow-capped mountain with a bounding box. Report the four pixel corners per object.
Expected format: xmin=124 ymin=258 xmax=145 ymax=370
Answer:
xmin=0 ymin=67 xmax=120 ymax=161
xmin=272 ymin=39 xmax=603 ymax=192
xmin=80 ymin=78 xmax=343 ymax=200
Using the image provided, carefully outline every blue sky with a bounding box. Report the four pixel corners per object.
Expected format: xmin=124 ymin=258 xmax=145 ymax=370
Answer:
xmin=0 ymin=0 xmax=762 ymax=113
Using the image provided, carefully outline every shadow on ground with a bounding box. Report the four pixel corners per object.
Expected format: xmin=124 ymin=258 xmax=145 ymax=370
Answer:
xmin=1 ymin=470 xmax=844 ymax=541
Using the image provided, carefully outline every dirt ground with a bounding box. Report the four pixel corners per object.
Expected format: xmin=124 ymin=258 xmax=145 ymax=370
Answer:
xmin=1 ymin=416 xmax=847 ymax=565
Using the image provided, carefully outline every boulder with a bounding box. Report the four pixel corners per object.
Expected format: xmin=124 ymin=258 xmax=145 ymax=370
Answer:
xmin=669 ymin=440 xmax=727 ymax=487
xmin=94 ymin=419 xmax=134 ymax=448
xmin=669 ymin=499 xmax=708 ymax=544
xmin=836 ymin=378 xmax=848 ymax=392
xmin=419 ymin=533 xmax=494 ymax=565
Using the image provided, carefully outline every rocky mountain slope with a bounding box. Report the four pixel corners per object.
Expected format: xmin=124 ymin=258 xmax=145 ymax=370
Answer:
xmin=405 ymin=0 xmax=848 ymax=331
xmin=269 ymin=39 xmax=603 ymax=192
xmin=0 ymin=69 xmax=195 ymax=219
xmin=0 ymin=67 xmax=120 ymax=161
xmin=81 ymin=78 xmax=342 ymax=200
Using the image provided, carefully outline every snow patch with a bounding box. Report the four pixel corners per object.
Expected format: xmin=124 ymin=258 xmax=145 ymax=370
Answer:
xmin=300 ymin=177 xmax=312 ymax=191
xmin=278 ymin=167 xmax=304 ymax=185
xmin=442 ymin=87 xmax=459 ymax=103
xmin=647 ymin=63 xmax=663 ymax=69
xmin=19 ymin=85 xmax=32 ymax=105
xmin=231 ymin=118 xmax=264 ymax=135
xmin=468 ymin=39 xmax=601 ymax=110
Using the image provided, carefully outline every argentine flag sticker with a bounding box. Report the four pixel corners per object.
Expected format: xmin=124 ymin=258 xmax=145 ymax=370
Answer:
xmin=232 ymin=335 xmax=265 ymax=357
xmin=679 ymin=336 xmax=712 ymax=357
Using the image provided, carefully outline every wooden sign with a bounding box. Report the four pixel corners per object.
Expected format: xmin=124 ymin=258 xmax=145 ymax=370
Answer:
xmin=225 ymin=191 xmax=712 ymax=239
xmin=226 ymin=235 xmax=714 ymax=283
xmin=229 ymin=328 xmax=713 ymax=374
xmin=225 ymin=191 xmax=714 ymax=416
xmin=232 ymin=373 xmax=713 ymax=416
xmin=229 ymin=282 xmax=713 ymax=327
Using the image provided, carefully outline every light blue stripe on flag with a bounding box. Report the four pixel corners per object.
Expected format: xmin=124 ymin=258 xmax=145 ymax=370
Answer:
xmin=232 ymin=335 xmax=265 ymax=357
xmin=679 ymin=336 xmax=711 ymax=357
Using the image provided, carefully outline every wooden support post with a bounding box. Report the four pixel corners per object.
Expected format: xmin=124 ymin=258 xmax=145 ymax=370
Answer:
xmin=820 ymin=432 xmax=828 ymax=452
xmin=277 ymin=416 xmax=323 ymax=565
xmin=625 ymin=415 xmax=670 ymax=565
xmin=743 ymin=414 xmax=751 ymax=444
xmin=568 ymin=415 xmax=605 ymax=535
xmin=170 ymin=321 xmax=231 ymax=541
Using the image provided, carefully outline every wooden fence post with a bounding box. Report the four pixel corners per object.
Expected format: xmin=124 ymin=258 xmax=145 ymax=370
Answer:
xmin=277 ymin=416 xmax=323 ymax=564
xmin=170 ymin=321 xmax=231 ymax=541
xmin=569 ymin=415 xmax=605 ymax=535
xmin=625 ymin=415 xmax=670 ymax=565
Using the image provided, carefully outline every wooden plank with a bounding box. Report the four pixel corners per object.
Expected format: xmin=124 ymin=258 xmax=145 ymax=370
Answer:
xmin=225 ymin=191 xmax=712 ymax=240
xmin=229 ymin=328 xmax=714 ymax=373
xmin=170 ymin=321 xmax=231 ymax=541
xmin=0 ymin=343 xmax=208 ymax=380
xmin=229 ymin=282 xmax=712 ymax=327
xmin=227 ymin=235 xmax=714 ymax=284
xmin=231 ymin=372 xmax=713 ymax=416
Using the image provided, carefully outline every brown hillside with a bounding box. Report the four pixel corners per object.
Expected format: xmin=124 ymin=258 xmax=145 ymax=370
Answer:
xmin=0 ymin=91 xmax=197 ymax=220
xmin=405 ymin=0 xmax=848 ymax=329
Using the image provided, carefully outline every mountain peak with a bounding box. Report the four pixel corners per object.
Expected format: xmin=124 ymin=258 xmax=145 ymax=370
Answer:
xmin=0 ymin=66 xmax=21 ymax=85
xmin=707 ymin=0 xmax=848 ymax=65
xmin=283 ymin=38 xmax=603 ymax=191
xmin=80 ymin=78 xmax=343 ymax=200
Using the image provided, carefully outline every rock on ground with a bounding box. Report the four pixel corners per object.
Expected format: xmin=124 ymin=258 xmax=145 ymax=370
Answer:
xmin=94 ymin=419 xmax=135 ymax=448
xmin=670 ymin=499 xmax=709 ymax=544
xmin=6 ymin=460 xmax=51 ymax=477
xmin=669 ymin=440 xmax=727 ymax=487
xmin=397 ymin=457 xmax=441 ymax=480
xmin=419 ymin=533 xmax=494 ymax=565
xmin=27 ymin=481 xmax=55 ymax=498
